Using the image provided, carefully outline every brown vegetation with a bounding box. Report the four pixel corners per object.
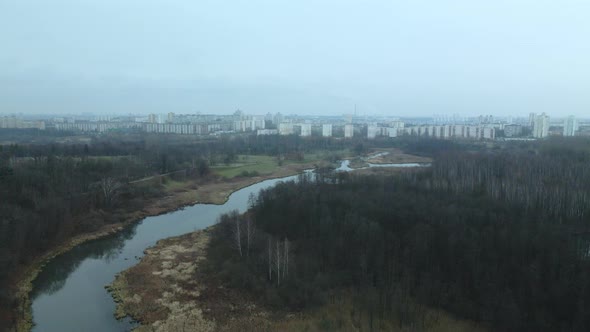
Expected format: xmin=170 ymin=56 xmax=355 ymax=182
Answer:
xmin=110 ymin=225 xmax=488 ymax=332
xmin=367 ymin=148 xmax=432 ymax=164
xmin=108 ymin=228 xmax=275 ymax=331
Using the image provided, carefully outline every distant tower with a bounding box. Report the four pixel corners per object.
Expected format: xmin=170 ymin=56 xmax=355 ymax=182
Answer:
xmin=532 ymin=113 xmax=550 ymax=138
xmin=367 ymin=125 xmax=378 ymax=139
xmin=563 ymin=116 xmax=578 ymax=136
xmin=300 ymin=124 xmax=312 ymax=137
xmin=344 ymin=124 xmax=354 ymax=138
xmin=529 ymin=113 xmax=536 ymax=128
xmin=322 ymin=124 xmax=333 ymax=137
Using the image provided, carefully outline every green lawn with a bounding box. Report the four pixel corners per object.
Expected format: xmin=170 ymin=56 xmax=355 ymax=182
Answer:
xmin=211 ymin=150 xmax=351 ymax=179
xmin=211 ymin=155 xmax=280 ymax=178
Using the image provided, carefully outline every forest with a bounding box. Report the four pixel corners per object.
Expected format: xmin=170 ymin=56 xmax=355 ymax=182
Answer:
xmin=208 ymin=137 xmax=590 ymax=332
xmin=0 ymin=131 xmax=362 ymax=330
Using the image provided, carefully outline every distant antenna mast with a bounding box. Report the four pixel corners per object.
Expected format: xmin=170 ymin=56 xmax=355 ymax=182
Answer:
xmin=354 ymin=104 xmax=357 ymax=117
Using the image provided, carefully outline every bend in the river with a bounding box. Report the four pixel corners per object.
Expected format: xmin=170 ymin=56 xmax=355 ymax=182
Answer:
xmin=30 ymin=174 xmax=303 ymax=332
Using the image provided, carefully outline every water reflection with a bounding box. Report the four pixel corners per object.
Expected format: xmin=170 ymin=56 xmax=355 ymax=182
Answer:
xmin=30 ymin=174 xmax=299 ymax=332
xmin=32 ymin=226 xmax=136 ymax=297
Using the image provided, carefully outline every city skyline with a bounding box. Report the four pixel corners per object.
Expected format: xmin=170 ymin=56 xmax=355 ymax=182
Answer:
xmin=3 ymin=110 xmax=586 ymax=139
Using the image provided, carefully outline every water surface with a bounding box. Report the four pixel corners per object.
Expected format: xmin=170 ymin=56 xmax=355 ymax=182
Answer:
xmin=31 ymin=175 xmax=301 ymax=332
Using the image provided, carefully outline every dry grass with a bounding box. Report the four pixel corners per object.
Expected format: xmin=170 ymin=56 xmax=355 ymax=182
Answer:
xmin=160 ymin=161 xmax=317 ymax=206
xmin=110 ymin=226 xmax=491 ymax=332
xmin=108 ymin=229 xmax=278 ymax=331
xmin=273 ymin=295 xmax=489 ymax=332
xmin=368 ymin=148 xmax=432 ymax=164
xmin=107 ymin=230 xmax=216 ymax=332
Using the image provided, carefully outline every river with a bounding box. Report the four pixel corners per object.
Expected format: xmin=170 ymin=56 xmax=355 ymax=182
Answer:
xmin=30 ymin=159 xmax=429 ymax=331
xmin=30 ymin=174 xmax=303 ymax=332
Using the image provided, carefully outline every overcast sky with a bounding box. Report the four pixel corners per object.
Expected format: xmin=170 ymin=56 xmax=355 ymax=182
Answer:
xmin=1 ymin=0 xmax=589 ymax=117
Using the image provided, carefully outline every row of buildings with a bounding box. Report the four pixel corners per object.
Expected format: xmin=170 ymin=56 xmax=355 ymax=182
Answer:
xmin=1 ymin=112 xmax=584 ymax=139
xmin=368 ymin=124 xmax=495 ymax=140
xmin=50 ymin=110 xmax=267 ymax=135
xmin=528 ymin=113 xmax=579 ymax=138
xmin=273 ymin=123 xmax=354 ymax=138
xmin=0 ymin=116 xmax=46 ymax=130
xmin=270 ymin=121 xmax=495 ymax=140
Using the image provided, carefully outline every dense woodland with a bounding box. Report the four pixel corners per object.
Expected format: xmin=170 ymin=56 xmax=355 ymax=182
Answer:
xmin=208 ymin=137 xmax=590 ymax=332
xmin=0 ymin=130 xmax=358 ymax=329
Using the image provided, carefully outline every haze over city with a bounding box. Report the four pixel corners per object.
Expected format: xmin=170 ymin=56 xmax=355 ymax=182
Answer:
xmin=1 ymin=0 xmax=589 ymax=117
xmin=4 ymin=2 xmax=590 ymax=332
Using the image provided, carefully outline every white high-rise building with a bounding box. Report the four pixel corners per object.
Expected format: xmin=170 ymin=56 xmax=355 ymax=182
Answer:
xmin=481 ymin=127 xmax=495 ymax=140
xmin=322 ymin=124 xmax=332 ymax=137
xmin=532 ymin=113 xmax=550 ymax=138
xmin=148 ymin=113 xmax=158 ymax=124
xmin=278 ymin=123 xmax=294 ymax=135
xmin=299 ymin=123 xmax=312 ymax=137
xmin=467 ymin=126 xmax=478 ymax=138
xmin=563 ymin=116 xmax=578 ymax=136
xmin=167 ymin=112 xmax=175 ymax=123
xmin=344 ymin=124 xmax=354 ymax=138
xmin=387 ymin=127 xmax=398 ymax=138
xmin=390 ymin=121 xmax=405 ymax=129
xmin=442 ymin=125 xmax=451 ymax=138
xmin=367 ymin=125 xmax=378 ymax=139
xmin=529 ymin=113 xmax=536 ymax=128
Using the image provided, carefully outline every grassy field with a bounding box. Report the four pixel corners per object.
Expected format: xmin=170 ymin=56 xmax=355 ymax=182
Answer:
xmin=211 ymin=155 xmax=279 ymax=178
xmin=211 ymin=150 xmax=349 ymax=178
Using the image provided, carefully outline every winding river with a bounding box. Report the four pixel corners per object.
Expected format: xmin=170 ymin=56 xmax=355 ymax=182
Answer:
xmin=30 ymin=174 xmax=303 ymax=332
xmin=30 ymin=159 xmax=429 ymax=331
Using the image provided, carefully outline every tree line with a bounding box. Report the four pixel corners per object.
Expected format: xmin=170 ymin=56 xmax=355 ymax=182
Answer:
xmin=0 ymin=132 xmax=357 ymax=330
xmin=208 ymin=138 xmax=590 ymax=332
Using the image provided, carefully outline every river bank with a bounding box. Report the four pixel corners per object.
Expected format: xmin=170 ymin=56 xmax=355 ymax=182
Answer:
xmin=106 ymin=227 xmax=287 ymax=331
xmin=107 ymin=226 xmax=312 ymax=331
xmin=109 ymin=226 xmax=488 ymax=332
xmin=11 ymin=162 xmax=316 ymax=332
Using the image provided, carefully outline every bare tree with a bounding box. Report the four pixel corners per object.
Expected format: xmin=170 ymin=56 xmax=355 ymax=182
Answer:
xmin=276 ymin=239 xmax=281 ymax=286
xmin=268 ymin=235 xmax=272 ymax=281
xmin=100 ymin=177 xmax=122 ymax=207
xmin=245 ymin=215 xmax=256 ymax=257
xmin=232 ymin=213 xmax=242 ymax=257
xmin=267 ymin=236 xmax=290 ymax=284
xmin=283 ymin=238 xmax=289 ymax=278
xmin=248 ymin=192 xmax=257 ymax=209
